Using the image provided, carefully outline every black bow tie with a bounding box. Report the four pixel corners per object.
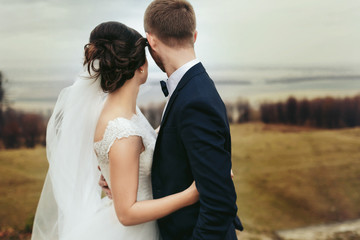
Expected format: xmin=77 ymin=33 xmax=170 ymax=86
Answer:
xmin=160 ymin=80 xmax=169 ymax=97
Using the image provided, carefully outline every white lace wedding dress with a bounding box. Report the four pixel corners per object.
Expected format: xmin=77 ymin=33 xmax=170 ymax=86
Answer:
xmin=31 ymin=69 xmax=161 ymax=239
xmin=65 ymin=107 xmax=160 ymax=240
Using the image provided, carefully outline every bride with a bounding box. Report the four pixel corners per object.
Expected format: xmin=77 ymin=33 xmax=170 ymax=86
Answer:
xmin=31 ymin=21 xmax=199 ymax=240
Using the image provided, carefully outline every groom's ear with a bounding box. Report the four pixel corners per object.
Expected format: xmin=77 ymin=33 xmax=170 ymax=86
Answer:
xmin=193 ymin=30 xmax=198 ymax=44
xmin=146 ymin=32 xmax=157 ymax=50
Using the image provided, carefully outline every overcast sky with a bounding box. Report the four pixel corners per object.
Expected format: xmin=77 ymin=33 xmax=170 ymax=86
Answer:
xmin=0 ymin=0 xmax=359 ymax=112
xmin=1 ymin=0 xmax=359 ymax=80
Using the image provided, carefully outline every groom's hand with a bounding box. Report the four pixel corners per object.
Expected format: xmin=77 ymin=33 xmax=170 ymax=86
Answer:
xmin=98 ymin=166 xmax=113 ymax=199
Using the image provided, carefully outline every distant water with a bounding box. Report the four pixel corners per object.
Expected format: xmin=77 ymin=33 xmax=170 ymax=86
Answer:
xmin=3 ymin=65 xmax=360 ymax=113
xmin=139 ymin=65 xmax=360 ymax=109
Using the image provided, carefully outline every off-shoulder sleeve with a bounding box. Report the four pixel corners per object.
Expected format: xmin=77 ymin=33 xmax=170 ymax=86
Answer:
xmin=102 ymin=118 xmax=143 ymax=157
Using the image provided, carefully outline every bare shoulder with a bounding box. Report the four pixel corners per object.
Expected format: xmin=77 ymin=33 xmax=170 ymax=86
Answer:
xmin=94 ymin=106 xmax=136 ymax=143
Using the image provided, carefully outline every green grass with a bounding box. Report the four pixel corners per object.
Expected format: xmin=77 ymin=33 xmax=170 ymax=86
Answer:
xmin=1 ymin=123 xmax=360 ymax=236
xmin=231 ymin=123 xmax=360 ymax=233
xmin=0 ymin=147 xmax=48 ymax=230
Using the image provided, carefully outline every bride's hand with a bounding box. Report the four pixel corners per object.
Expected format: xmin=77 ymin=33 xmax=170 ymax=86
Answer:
xmin=98 ymin=166 xmax=113 ymax=199
xmin=184 ymin=181 xmax=199 ymax=205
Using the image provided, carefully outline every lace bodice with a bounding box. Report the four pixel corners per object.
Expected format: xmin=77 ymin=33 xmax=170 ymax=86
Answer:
xmin=94 ymin=107 xmax=157 ymax=201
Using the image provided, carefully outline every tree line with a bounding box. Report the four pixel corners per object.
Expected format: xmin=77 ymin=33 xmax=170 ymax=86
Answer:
xmin=139 ymin=99 xmax=252 ymax=128
xmin=260 ymin=95 xmax=360 ymax=128
xmin=0 ymin=71 xmax=47 ymax=149
xmin=1 ymin=69 xmax=359 ymax=149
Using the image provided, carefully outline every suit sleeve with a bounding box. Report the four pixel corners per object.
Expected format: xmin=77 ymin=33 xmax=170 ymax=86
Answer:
xmin=180 ymin=100 xmax=238 ymax=240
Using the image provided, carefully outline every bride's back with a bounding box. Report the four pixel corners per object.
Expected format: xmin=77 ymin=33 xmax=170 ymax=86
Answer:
xmin=32 ymin=21 xmax=159 ymax=240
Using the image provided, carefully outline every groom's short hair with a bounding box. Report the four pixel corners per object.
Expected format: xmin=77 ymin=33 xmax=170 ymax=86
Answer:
xmin=144 ymin=0 xmax=196 ymax=47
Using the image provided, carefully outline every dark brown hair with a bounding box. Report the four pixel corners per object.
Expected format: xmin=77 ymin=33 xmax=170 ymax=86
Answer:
xmin=84 ymin=21 xmax=147 ymax=93
xmin=144 ymin=0 xmax=196 ymax=47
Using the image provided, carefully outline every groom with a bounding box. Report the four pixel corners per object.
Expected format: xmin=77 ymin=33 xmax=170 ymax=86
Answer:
xmin=101 ymin=0 xmax=243 ymax=239
xmin=144 ymin=0 xmax=243 ymax=239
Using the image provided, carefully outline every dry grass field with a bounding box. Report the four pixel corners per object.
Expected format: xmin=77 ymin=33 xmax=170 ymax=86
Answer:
xmin=0 ymin=148 xmax=47 ymax=230
xmin=231 ymin=123 xmax=360 ymax=235
xmin=0 ymin=122 xmax=360 ymax=239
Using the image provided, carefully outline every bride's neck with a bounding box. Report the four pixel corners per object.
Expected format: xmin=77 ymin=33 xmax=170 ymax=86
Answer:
xmin=107 ymin=78 xmax=139 ymax=116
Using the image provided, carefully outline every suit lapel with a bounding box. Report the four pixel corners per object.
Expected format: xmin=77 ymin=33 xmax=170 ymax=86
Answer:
xmin=160 ymin=91 xmax=178 ymax=127
xmin=160 ymin=62 xmax=205 ymax=127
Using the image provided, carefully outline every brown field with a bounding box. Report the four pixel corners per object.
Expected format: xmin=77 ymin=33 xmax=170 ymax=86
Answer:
xmin=0 ymin=148 xmax=47 ymax=228
xmin=231 ymin=123 xmax=360 ymax=234
xmin=0 ymin=122 xmax=360 ymax=239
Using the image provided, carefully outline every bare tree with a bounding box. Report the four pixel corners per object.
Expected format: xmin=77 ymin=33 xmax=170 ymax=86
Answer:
xmin=260 ymin=95 xmax=360 ymax=129
xmin=234 ymin=99 xmax=250 ymax=123
xmin=21 ymin=113 xmax=46 ymax=148
xmin=2 ymin=108 xmax=21 ymax=148
xmin=298 ymin=99 xmax=310 ymax=125
xmin=286 ymin=97 xmax=297 ymax=124
xmin=0 ymin=71 xmax=4 ymax=139
xmin=225 ymin=102 xmax=234 ymax=123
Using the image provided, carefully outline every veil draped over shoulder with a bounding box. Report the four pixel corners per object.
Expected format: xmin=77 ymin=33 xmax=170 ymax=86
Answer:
xmin=32 ymin=64 xmax=107 ymax=240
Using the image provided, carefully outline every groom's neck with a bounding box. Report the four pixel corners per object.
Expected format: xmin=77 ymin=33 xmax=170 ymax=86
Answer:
xmin=163 ymin=47 xmax=197 ymax=77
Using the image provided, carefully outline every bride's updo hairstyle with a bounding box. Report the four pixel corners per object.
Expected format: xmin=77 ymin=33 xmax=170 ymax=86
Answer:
xmin=84 ymin=21 xmax=147 ymax=93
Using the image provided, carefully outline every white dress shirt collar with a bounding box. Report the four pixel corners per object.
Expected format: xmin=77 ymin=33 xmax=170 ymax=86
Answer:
xmin=166 ymin=58 xmax=200 ymax=99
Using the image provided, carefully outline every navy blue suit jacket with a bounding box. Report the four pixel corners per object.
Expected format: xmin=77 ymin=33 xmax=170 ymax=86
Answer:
xmin=152 ymin=63 xmax=243 ymax=240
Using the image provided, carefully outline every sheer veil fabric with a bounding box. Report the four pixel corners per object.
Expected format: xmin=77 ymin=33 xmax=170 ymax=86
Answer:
xmin=32 ymin=64 xmax=107 ymax=239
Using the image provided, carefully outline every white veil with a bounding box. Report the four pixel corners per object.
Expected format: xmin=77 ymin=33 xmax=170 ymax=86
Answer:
xmin=32 ymin=64 xmax=107 ymax=240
